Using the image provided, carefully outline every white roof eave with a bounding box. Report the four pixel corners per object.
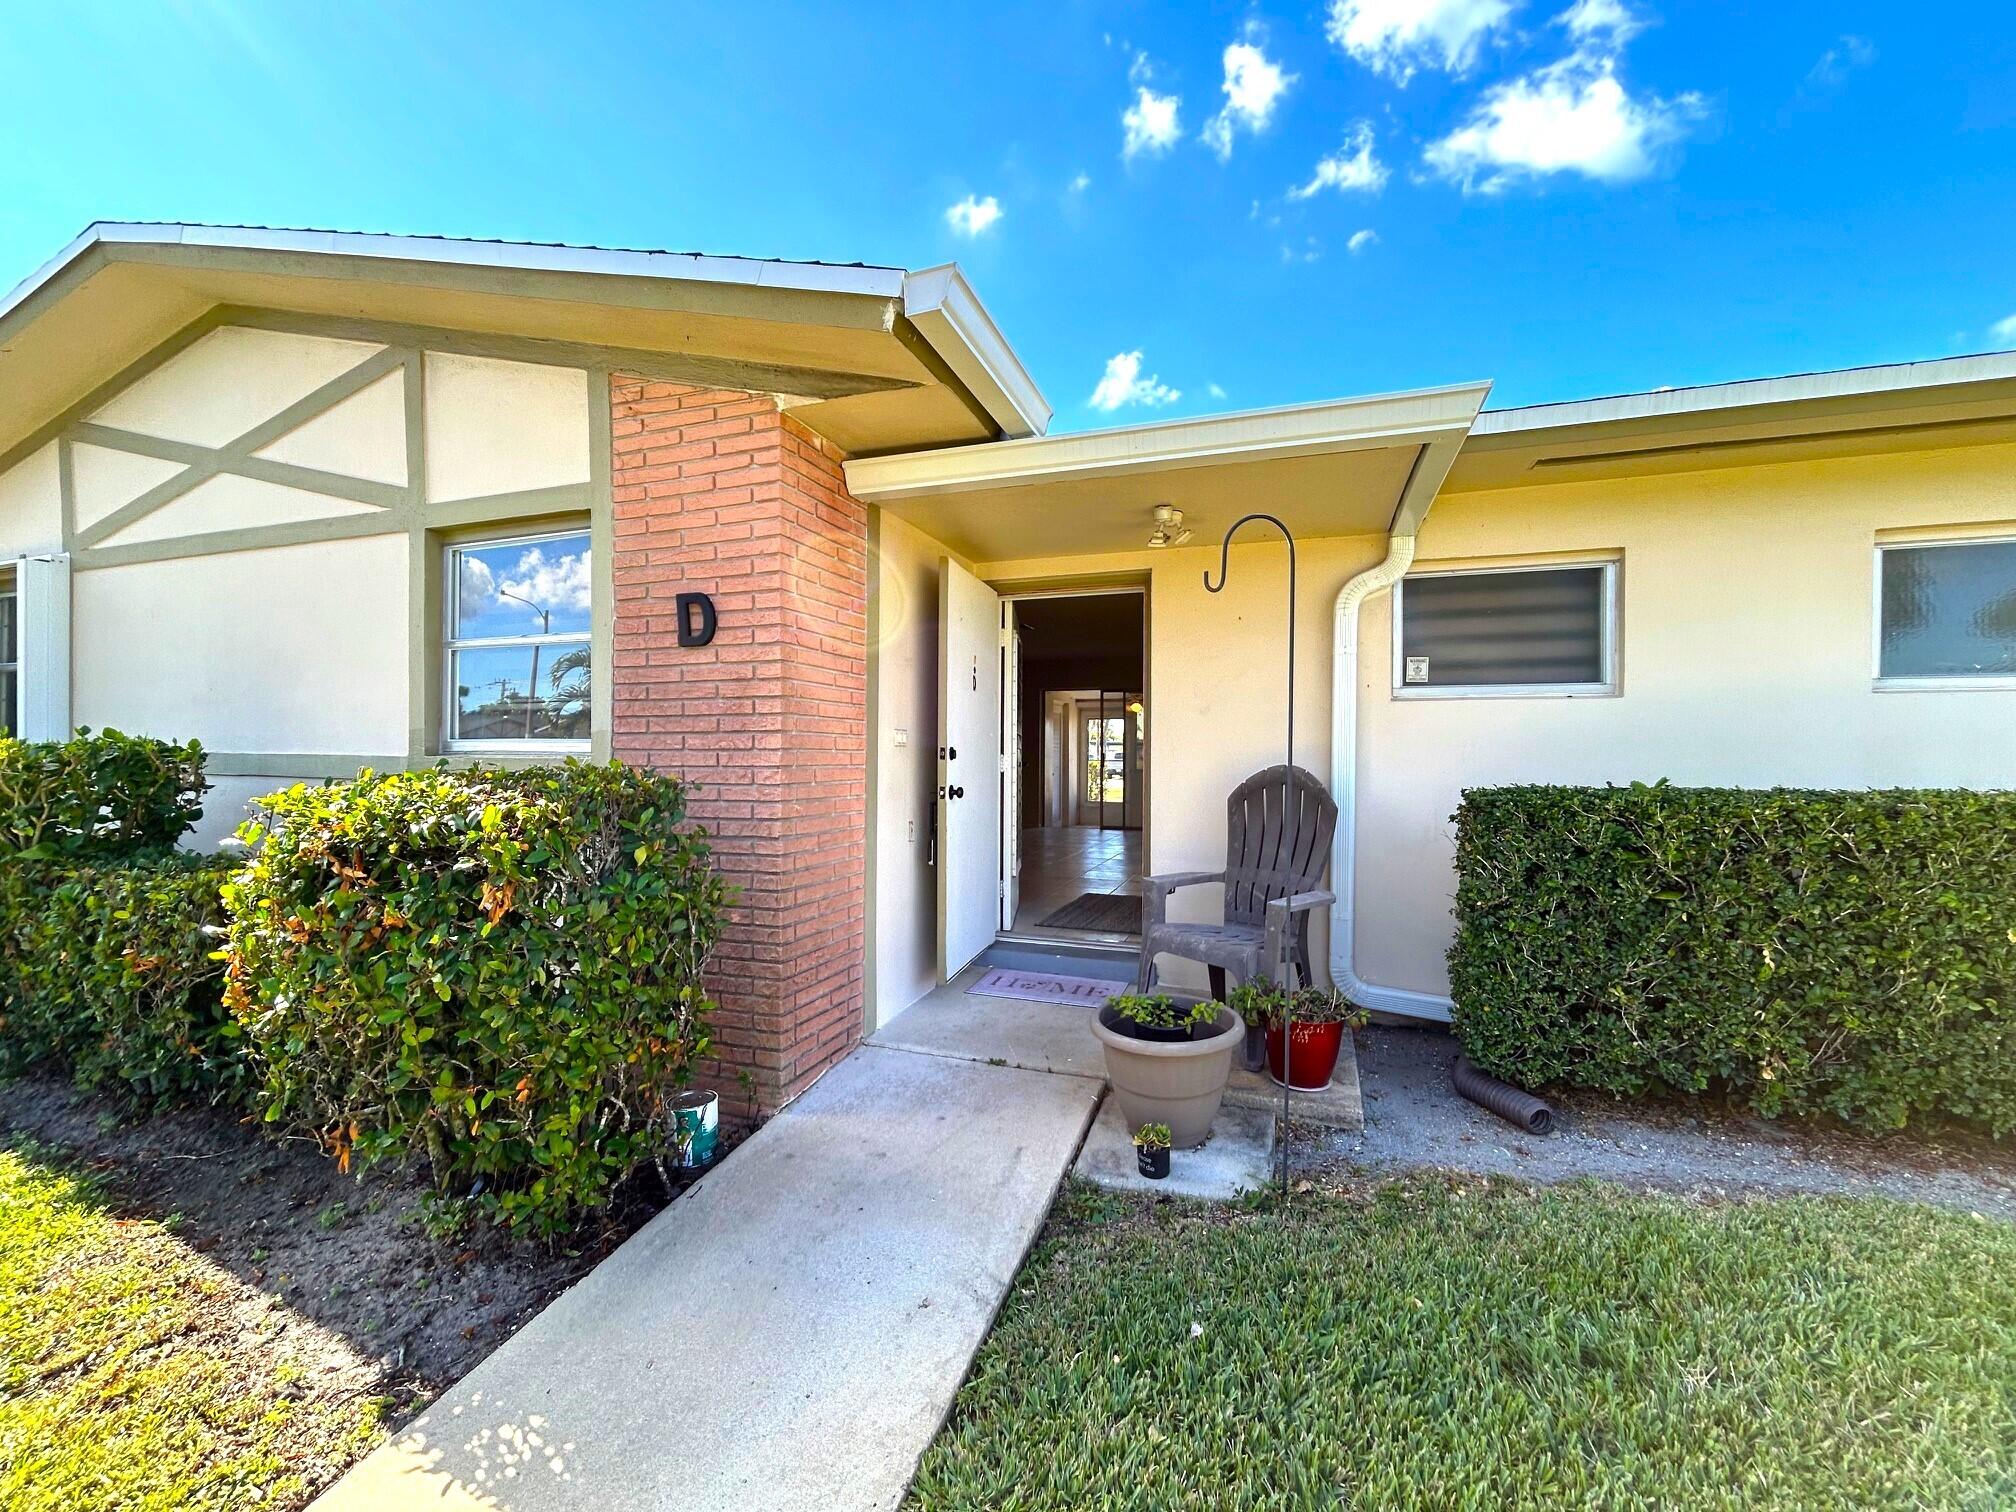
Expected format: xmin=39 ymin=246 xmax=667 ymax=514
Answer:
xmin=1473 ymin=350 xmax=2016 ymax=440
xmin=0 ymin=222 xmax=912 ymax=330
xmin=844 ymin=380 xmax=1492 ymax=504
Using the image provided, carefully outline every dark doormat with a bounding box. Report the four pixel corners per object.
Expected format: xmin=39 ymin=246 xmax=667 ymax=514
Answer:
xmin=1039 ymin=892 xmax=1143 ymax=934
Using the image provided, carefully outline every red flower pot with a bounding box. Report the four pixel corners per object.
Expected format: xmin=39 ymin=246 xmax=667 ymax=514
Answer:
xmin=1266 ymin=1020 xmax=1343 ymax=1090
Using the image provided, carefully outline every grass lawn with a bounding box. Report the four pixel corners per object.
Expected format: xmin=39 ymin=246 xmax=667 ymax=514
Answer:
xmin=910 ymin=1179 xmax=2016 ymax=1510
xmin=0 ymin=1142 xmax=388 ymax=1510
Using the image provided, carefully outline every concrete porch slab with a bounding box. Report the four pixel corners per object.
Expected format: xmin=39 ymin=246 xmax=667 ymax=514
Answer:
xmin=1223 ymin=1032 xmax=1365 ymax=1131
xmin=868 ymin=967 xmax=1107 ymax=1080
xmin=1073 ymin=1095 xmax=1277 ymax=1199
xmin=312 ymin=1045 xmax=1101 ymax=1512
xmin=871 ymin=975 xmax=1365 ymax=1131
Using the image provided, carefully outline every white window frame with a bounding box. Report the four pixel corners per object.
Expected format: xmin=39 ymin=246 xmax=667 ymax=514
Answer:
xmin=0 ymin=572 xmax=16 ymax=739
xmin=1871 ymin=533 xmax=2016 ymax=693
xmin=442 ymin=525 xmax=594 ymax=754
xmin=1392 ymin=558 xmax=1620 ymax=700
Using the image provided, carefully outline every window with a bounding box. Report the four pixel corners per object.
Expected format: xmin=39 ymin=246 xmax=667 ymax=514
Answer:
xmin=0 ymin=577 xmax=15 ymax=738
xmin=1876 ymin=536 xmax=2016 ymax=687
xmin=1395 ymin=561 xmax=1617 ymax=697
xmin=1084 ymin=715 xmax=1127 ymax=805
xmin=445 ymin=528 xmax=592 ymax=748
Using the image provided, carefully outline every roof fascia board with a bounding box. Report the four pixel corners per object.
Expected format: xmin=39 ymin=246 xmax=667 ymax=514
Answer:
xmin=0 ymin=222 xmax=910 ymax=341
xmin=1474 ymin=351 xmax=2016 ymax=443
xmin=845 ymin=381 xmax=1491 ymax=503
xmin=85 ymin=221 xmax=907 ymax=296
xmin=901 ymin=265 xmax=1051 ymax=439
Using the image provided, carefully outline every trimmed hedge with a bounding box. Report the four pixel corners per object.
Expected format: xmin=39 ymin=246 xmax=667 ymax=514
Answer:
xmin=0 ymin=730 xmax=229 ymax=1101
xmin=0 ymin=855 xmax=239 ymax=1100
xmin=222 ymin=761 xmax=730 ymax=1233
xmin=0 ymin=728 xmax=206 ymax=862
xmin=1449 ymin=784 xmax=2016 ymax=1134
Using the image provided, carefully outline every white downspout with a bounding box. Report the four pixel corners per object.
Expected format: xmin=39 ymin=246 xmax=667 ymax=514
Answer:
xmin=1329 ymin=533 xmax=1456 ymax=1021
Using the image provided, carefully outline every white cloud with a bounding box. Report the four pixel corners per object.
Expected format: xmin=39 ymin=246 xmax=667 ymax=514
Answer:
xmin=1207 ymin=382 xmax=1228 ymax=400
xmin=1425 ymin=6 xmax=1701 ymax=191
xmin=1069 ymin=171 xmax=1091 ymax=193
xmin=1290 ymin=122 xmax=1389 ymax=198
xmin=1348 ymin=228 xmax=1380 ymax=253
xmin=499 ymin=546 xmax=592 ymax=618
xmin=1993 ymin=313 xmax=2016 ymax=345
xmin=945 ymin=194 xmax=1003 ymax=236
xmin=1281 ymin=237 xmax=1323 ymax=264
xmin=1202 ymin=38 xmax=1295 ymax=160
xmin=458 ymin=555 xmax=496 ymax=620
xmin=1123 ymin=85 xmax=1182 ymax=159
xmin=1560 ymin=0 xmax=1642 ymax=41
xmin=1325 ymin=0 xmax=1514 ymax=82
xmin=1090 ymin=351 xmax=1181 ymax=411
xmin=1807 ymin=34 xmax=1875 ymax=91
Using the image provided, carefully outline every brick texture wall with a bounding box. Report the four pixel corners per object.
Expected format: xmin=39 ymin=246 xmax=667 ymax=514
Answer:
xmin=608 ymin=376 xmax=868 ymax=1117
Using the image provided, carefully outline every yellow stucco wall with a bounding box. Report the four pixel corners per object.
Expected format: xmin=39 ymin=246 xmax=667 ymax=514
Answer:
xmin=1358 ymin=440 xmax=2016 ymax=996
xmin=971 ymin=534 xmax=1390 ymax=994
xmin=921 ymin=437 xmax=2016 ymax=1008
xmin=0 ymin=442 xmax=62 ymax=557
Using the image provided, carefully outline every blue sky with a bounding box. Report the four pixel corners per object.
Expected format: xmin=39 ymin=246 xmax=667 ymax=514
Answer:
xmin=3 ymin=2 xmax=2014 ymax=428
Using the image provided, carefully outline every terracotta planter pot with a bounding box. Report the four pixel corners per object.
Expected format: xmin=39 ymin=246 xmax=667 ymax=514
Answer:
xmin=1093 ymin=1005 xmax=1242 ymax=1149
xmin=1266 ymin=1020 xmax=1344 ymax=1090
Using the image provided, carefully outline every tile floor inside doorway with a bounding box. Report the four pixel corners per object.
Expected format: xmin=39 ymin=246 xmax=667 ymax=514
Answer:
xmin=1009 ymin=825 xmax=1144 ymax=946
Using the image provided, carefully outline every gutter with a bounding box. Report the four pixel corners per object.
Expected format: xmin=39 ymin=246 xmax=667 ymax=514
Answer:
xmin=1328 ymin=532 xmax=1456 ymax=1022
xmin=900 ymin=265 xmax=1052 ymax=440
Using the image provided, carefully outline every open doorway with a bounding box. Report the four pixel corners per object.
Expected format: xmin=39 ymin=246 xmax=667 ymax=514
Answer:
xmin=1003 ymin=591 xmax=1145 ymax=946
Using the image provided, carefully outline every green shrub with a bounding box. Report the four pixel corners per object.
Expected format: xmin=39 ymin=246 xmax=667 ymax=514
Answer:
xmin=0 ymin=729 xmax=206 ymax=862
xmin=0 ymin=855 xmax=238 ymax=1099
xmin=0 ymin=729 xmax=229 ymax=1100
xmin=222 ymin=761 xmax=730 ymax=1233
xmin=1449 ymin=783 xmax=2016 ymax=1134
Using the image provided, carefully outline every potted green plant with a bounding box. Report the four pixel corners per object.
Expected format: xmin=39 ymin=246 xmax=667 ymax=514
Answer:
xmin=1093 ymin=992 xmax=1242 ymax=1148
xmin=1132 ymin=1122 xmax=1172 ymax=1180
xmin=1103 ymin=993 xmax=1219 ymax=1043
xmin=1227 ymin=979 xmax=1288 ymax=1074
xmin=1265 ymin=987 xmax=1366 ymax=1091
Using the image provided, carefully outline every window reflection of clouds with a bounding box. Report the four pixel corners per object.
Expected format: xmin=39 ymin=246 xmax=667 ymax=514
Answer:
xmin=456 ymin=533 xmax=592 ymax=639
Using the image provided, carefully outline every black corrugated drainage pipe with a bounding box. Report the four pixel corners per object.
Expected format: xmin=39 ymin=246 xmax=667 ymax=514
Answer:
xmin=1452 ymin=1056 xmax=1556 ymax=1135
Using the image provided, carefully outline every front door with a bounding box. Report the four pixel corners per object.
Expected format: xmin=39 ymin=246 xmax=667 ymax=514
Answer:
xmin=999 ymin=602 xmax=1021 ymax=931
xmin=938 ymin=557 xmax=1003 ymax=979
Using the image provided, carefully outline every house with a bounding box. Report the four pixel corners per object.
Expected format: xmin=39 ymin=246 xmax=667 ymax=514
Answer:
xmin=1 ymin=223 xmax=2010 ymax=1114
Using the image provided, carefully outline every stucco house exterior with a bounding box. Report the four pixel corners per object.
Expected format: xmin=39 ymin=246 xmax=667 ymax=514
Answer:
xmin=1 ymin=222 xmax=2011 ymax=1115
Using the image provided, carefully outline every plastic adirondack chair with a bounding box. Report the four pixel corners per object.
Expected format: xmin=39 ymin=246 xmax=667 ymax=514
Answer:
xmin=1136 ymin=763 xmax=1339 ymax=998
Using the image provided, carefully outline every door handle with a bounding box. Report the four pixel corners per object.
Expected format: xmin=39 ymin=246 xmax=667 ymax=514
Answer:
xmin=947 ymin=785 xmax=966 ymax=799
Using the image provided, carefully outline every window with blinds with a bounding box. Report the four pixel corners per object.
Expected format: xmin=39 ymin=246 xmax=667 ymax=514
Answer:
xmin=1395 ymin=562 xmax=1616 ymax=695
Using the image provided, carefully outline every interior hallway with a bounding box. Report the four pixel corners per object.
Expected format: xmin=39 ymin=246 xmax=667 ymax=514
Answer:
xmin=1008 ymin=825 xmax=1143 ymax=944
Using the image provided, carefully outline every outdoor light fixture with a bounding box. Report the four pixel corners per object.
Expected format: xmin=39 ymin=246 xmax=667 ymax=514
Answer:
xmin=1147 ymin=504 xmax=1192 ymax=548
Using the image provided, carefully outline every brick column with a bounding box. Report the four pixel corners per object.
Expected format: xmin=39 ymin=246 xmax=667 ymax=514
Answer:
xmin=608 ymin=377 xmax=868 ymax=1116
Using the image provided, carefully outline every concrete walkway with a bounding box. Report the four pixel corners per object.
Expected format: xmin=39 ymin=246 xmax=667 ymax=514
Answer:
xmin=315 ymin=1044 xmax=1101 ymax=1511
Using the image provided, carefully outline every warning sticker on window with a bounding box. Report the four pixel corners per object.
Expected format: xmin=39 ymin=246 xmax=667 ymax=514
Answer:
xmin=1404 ymin=656 xmax=1431 ymax=684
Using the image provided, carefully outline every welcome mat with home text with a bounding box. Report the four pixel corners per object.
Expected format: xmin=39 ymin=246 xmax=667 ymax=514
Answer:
xmin=967 ymin=968 xmax=1127 ymax=1008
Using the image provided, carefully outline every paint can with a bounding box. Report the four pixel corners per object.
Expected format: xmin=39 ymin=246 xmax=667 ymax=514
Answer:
xmin=668 ymin=1089 xmax=719 ymax=1169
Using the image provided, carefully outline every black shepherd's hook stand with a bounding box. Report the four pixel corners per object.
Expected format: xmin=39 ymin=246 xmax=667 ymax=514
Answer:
xmin=1204 ymin=512 xmax=1298 ymax=1193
